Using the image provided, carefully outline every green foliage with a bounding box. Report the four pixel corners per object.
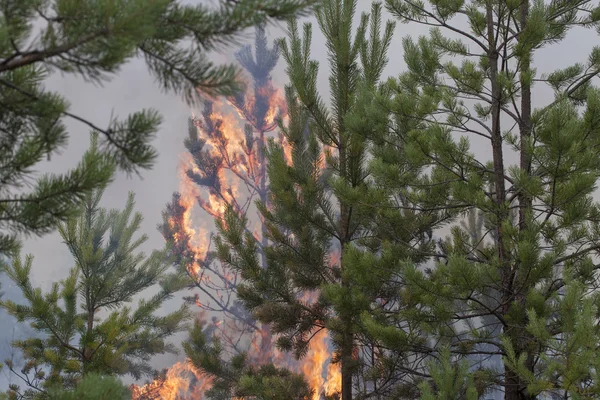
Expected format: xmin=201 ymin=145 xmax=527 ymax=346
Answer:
xmin=183 ymin=321 xmax=312 ymax=400
xmin=210 ymin=1 xmax=434 ymax=399
xmin=502 ymin=278 xmax=600 ymax=398
xmin=419 ymin=348 xmax=479 ymax=400
xmin=0 ymin=188 xmax=190 ymax=398
xmin=235 ymin=364 xmax=313 ymax=400
xmin=196 ymin=0 xmax=600 ymax=397
xmin=351 ymin=0 xmax=600 ymax=398
xmin=0 ymin=131 xmax=115 ymax=262
xmin=47 ymin=374 xmax=130 ymax=400
xmin=0 ymin=0 xmax=319 ymax=260
xmin=188 ymin=0 xmax=600 ymax=398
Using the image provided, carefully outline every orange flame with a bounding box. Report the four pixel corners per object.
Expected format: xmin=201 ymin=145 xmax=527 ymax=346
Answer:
xmin=302 ymin=329 xmax=328 ymax=400
xmin=130 ymin=331 xmax=340 ymax=400
xmin=324 ymin=358 xmax=342 ymax=398
xmin=176 ymin=153 xmax=209 ymax=277
xmin=139 ymin=70 xmax=342 ymax=400
xmin=280 ymin=132 xmax=294 ymax=166
xmin=130 ymin=362 xmax=211 ymax=400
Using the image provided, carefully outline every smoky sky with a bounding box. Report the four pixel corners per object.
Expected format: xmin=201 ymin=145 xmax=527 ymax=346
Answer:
xmin=2 ymin=0 xmax=598 ymax=388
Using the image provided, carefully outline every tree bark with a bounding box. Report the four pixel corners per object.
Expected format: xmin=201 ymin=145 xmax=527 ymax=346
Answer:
xmin=515 ymin=2 xmax=537 ymax=399
xmin=519 ymin=0 xmax=533 ymax=232
xmin=341 ymin=345 xmax=353 ymax=400
xmin=339 ymin=111 xmax=353 ymax=400
xmin=82 ymin=308 xmax=95 ymax=373
xmin=485 ymin=2 xmax=520 ymax=400
xmin=340 ymin=244 xmax=354 ymax=400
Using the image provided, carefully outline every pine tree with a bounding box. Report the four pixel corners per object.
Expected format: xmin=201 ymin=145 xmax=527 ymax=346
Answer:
xmin=47 ymin=374 xmax=131 ymax=400
xmin=0 ymin=270 xmax=42 ymax=394
xmin=0 ymin=177 xmax=190 ymax=398
xmin=181 ymin=320 xmax=312 ymax=400
xmin=357 ymin=0 xmax=600 ymax=399
xmin=0 ymin=0 xmax=319 ymax=260
xmin=159 ymin=24 xmax=288 ymax=360
xmin=0 ymin=374 xmax=131 ymax=400
xmin=208 ymin=2 xmax=401 ymax=399
xmin=418 ymin=348 xmax=479 ymax=400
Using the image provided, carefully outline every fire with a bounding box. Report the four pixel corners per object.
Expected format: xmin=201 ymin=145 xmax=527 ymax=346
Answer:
xmin=131 ymin=332 xmax=340 ymax=400
xmin=229 ymin=84 xmax=286 ymax=132
xmin=144 ymin=43 xmax=342 ymax=397
xmin=174 ymin=154 xmax=209 ymax=276
xmin=262 ymin=86 xmax=288 ymax=128
xmin=324 ymin=359 xmax=342 ymax=398
xmin=302 ymin=329 xmax=328 ymax=400
xmin=209 ymin=102 xmax=247 ymax=156
xmin=130 ymin=362 xmax=211 ymax=400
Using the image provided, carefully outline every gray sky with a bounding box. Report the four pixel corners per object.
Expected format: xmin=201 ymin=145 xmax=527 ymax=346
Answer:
xmin=3 ymin=0 xmax=598 ymax=386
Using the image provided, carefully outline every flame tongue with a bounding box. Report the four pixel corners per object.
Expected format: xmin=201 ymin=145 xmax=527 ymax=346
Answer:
xmin=302 ymin=329 xmax=328 ymax=400
xmin=133 ymin=76 xmax=341 ymax=399
xmin=131 ymin=335 xmax=340 ymax=400
xmin=130 ymin=362 xmax=211 ymax=400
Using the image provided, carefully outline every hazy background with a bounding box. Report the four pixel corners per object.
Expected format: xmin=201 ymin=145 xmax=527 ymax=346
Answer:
xmin=1 ymin=0 xmax=597 ymax=389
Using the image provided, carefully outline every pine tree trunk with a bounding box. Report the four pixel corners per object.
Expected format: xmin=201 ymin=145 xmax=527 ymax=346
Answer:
xmin=519 ymin=0 xmax=533 ymax=230
xmin=486 ymin=1 xmax=508 ymax=276
xmin=485 ymin=3 xmax=520 ymax=400
xmin=486 ymin=1 xmax=507 ymax=263
xmin=341 ymin=350 xmax=353 ymax=400
xmin=258 ymin=130 xmax=269 ymax=270
xmin=340 ymin=260 xmax=354 ymax=400
xmin=514 ymin=3 xmax=537 ymax=399
xmin=339 ymin=230 xmax=354 ymax=400
xmin=339 ymin=157 xmax=353 ymax=400
xmin=83 ymin=309 xmax=94 ymax=373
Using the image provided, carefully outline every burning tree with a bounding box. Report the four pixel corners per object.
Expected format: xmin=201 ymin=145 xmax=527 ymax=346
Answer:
xmin=132 ymin=24 xmax=325 ymax=399
xmin=158 ymin=23 xmax=287 ymax=360
xmin=201 ymin=2 xmax=437 ymax=399
xmin=135 ymin=4 xmax=431 ymax=399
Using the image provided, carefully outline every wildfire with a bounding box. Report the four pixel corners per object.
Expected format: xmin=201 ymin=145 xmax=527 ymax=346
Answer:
xmin=262 ymin=86 xmax=288 ymax=129
xmin=175 ymin=153 xmax=209 ymax=276
xmin=230 ymin=84 xmax=287 ymax=132
xmin=302 ymin=330 xmax=329 ymax=400
xmin=130 ymin=362 xmax=211 ymax=400
xmin=141 ymin=54 xmax=342 ymax=398
xmin=210 ymin=101 xmax=248 ymax=156
xmin=324 ymin=359 xmax=342 ymax=398
xmin=131 ymin=333 xmax=340 ymax=400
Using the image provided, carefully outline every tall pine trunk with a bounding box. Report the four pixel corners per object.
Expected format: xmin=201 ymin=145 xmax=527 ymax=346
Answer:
xmin=211 ymin=3 xmax=395 ymax=398
xmin=485 ymin=3 xmax=521 ymax=399
xmin=340 ymin=223 xmax=353 ymax=400
xmin=515 ymin=3 xmax=537 ymax=399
